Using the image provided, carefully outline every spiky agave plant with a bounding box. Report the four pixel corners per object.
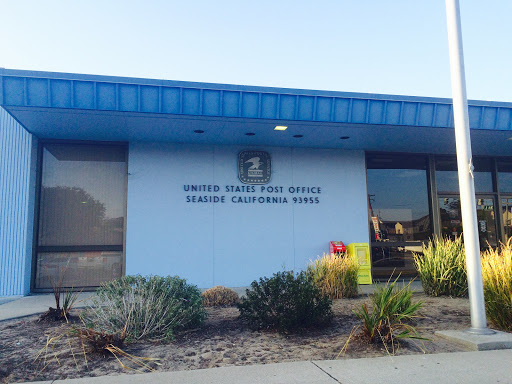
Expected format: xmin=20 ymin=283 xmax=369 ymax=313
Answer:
xmin=346 ymin=277 xmax=423 ymax=355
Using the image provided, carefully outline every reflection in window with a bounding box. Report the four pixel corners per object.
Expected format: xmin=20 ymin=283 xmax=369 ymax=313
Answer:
xmin=436 ymin=157 xmax=493 ymax=193
xmin=35 ymin=144 xmax=127 ymax=289
xmin=498 ymin=160 xmax=512 ymax=193
xmin=35 ymin=252 xmax=123 ymax=289
xmin=502 ymin=198 xmax=512 ymax=242
xmin=439 ymin=197 xmax=497 ymax=249
xmin=367 ymin=156 xmax=431 ymax=243
xmin=367 ymin=155 xmax=432 ymax=276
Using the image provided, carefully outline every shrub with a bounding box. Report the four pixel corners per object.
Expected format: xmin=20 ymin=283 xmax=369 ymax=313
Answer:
xmin=307 ymin=253 xmax=359 ymax=299
xmin=481 ymin=239 xmax=512 ymax=331
xmin=353 ymin=278 xmax=423 ymax=349
xmin=202 ymin=286 xmax=240 ymax=307
xmin=237 ymin=271 xmax=333 ymax=334
xmin=81 ymin=275 xmax=207 ymax=341
xmin=413 ymin=236 xmax=467 ymax=297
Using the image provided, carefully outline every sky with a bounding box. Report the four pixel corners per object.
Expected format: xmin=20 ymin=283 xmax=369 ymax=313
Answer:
xmin=0 ymin=0 xmax=511 ymax=102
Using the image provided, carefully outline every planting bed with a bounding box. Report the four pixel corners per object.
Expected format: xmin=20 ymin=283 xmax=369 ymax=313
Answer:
xmin=0 ymin=294 xmax=473 ymax=383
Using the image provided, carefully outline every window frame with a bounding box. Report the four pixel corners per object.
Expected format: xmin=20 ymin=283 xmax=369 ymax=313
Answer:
xmin=31 ymin=140 xmax=129 ymax=292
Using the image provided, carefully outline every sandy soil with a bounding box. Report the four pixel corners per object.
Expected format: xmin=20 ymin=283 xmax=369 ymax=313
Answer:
xmin=0 ymin=294 xmax=472 ymax=383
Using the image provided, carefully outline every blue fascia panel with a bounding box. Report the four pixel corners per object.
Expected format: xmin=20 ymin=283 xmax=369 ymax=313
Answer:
xmin=1 ymin=68 xmax=512 ymax=132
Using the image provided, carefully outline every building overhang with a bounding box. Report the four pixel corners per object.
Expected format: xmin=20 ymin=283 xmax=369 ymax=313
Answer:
xmin=1 ymin=68 xmax=511 ymax=155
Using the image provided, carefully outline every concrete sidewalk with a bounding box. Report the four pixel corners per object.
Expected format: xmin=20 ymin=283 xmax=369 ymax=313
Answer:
xmin=0 ymin=292 xmax=96 ymax=321
xmin=26 ymin=350 xmax=512 ymax=384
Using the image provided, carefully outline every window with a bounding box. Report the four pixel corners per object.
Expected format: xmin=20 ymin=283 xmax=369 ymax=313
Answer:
xmin=34 ymin=143 xmax=127 ymax=289
xmin=435 ymin=157 xmax=493 ymax=193
xmin=498 ymin=160 xmax=512 ymax=193
xmin=366 ymin=154 xmax=432 ymax=277
xmin=498 ymin=160 xmax=512 ymax=241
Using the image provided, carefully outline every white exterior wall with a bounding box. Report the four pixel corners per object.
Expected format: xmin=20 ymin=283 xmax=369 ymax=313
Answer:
xmin=126 ymin=142 xmax=369 ymax=288
xmin=0 ymin=107 xmax=37 ymax=296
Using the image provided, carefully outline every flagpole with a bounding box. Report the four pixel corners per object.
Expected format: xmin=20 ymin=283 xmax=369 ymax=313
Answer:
xmin=444 ymin=0 xmax=493 ymax=334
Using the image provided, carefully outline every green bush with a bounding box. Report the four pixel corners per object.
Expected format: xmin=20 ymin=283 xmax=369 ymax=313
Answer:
xmin=354 ymin=278 xmax=422 ymax=347
xmin=237 ymin=271 xmax=333 ymax=334
xmin=202 ymin=286 xmax=240 ymax=307
xmin=307 ymin=253 xmax=359 ymax=299
xmin=413 ymin=236 xmax=467 ymax=297
xmin=481 ymin=240 xmax=512 ymax=331
xmin=81 ymin=275 xmax=207 ymax=341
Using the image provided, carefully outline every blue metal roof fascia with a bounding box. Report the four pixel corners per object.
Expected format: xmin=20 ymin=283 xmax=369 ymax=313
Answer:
xmin=1 ymin=68 xmax=511 ymax=131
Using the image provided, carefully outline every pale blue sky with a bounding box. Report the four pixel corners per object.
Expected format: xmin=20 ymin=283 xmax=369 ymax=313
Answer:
xmin=1 ymin=0 xmax=511 ymax=102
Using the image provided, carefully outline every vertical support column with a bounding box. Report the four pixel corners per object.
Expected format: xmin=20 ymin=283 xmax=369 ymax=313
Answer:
xmin=428 ymin=155 xmax=441 ymax=239
xmin=445 ymin=0 xmax=492 ymax=334
xmin=493 ymin=159 xmax=505 ymax=242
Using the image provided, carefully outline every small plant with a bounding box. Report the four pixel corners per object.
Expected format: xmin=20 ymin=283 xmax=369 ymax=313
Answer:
xmin=202 ymin=286 xmax=240 ymax=307
xmin=81 ymin=275 xmax=207 ymax=341
xmin=40 ymin=260 xmax=81 ymax=322
xmin=307 ymin=253 xmax=359 ymax=299
xmin=237 ymin=271 xmax=333 ymax=334
xmin=62 ymin=289 xmax=81 ymax=321
xmin=413 ymin=236 xmax=467 ymax=297
xmin=481 ymin=239 xmax=512 ymax=331
xmin=341 ymin=277 xmax=423 ymax=356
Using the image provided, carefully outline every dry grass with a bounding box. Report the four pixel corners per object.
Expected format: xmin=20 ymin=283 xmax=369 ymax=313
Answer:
xmin=30 ymin=324 xmax=159 ymax=378
xmin=307 ymin=253 xmax=359 ymax=299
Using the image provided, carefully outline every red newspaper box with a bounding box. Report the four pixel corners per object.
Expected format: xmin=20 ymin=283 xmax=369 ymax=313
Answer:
xmin=329 ymin=241 xmax=346 ymax=255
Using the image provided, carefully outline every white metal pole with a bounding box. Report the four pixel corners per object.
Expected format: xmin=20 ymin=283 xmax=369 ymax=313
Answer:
xmin=445 ymin=0 xmax=493 ymax=334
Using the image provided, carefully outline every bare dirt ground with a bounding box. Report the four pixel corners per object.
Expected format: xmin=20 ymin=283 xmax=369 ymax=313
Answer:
xmin=0 ymin=294 xmax=472 ymax=383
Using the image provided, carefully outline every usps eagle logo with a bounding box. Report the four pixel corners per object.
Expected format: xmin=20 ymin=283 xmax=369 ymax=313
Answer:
xmin=238 ymin=151 xmax=271 ymax=184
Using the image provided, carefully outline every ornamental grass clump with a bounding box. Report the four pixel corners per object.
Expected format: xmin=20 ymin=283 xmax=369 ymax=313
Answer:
xmin=413 ymin=236 xmax=467 ymax=297
xmin=237 ymin=271 xmax=333 ymax=334
xmin=202 ymin=286 xmax=240 ymax=307
xmin=480 ymin=239 xmax=512 ymax=331
xmin=307 ymin=252 xmax=359 ymax=299
xmin=81 ymin=275 xmax=206 ymax=342
xmin=345 ymin=277 xmax=423 ymax=355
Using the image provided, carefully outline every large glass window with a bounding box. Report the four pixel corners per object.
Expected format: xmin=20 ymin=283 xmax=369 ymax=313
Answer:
xmin=439 ymin=197 xmax=497 ymax=248
xmin=436 ymin=157 xmax=493 ymax=193
xmin=435 ymin=157 xmax=498 ymax=250
xmin=367 ymin=155 xmax=432 ymax=277
xmin=367 ymin=154 xmax=512 ymax=279
xmin=498 ymin=160 xmax=512 ymax=193
xmin=499 ymin=160 xmax=512 ymax=242
xmin=35 ymin=143 xmax=127 ymax=289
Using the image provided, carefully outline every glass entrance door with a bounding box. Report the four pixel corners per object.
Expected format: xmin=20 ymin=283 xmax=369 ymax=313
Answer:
xmin=366 ymin=154 xmax=432 ymax=278
xmin=438 ymin=196 xmax=498 ymax=249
